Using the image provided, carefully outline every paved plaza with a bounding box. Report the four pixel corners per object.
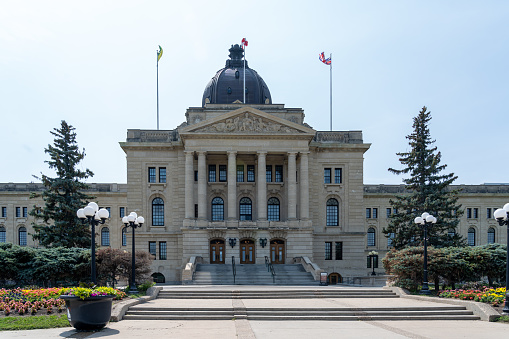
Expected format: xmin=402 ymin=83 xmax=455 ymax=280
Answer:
xmin=2 ymin=286 xmax=509 ymax=338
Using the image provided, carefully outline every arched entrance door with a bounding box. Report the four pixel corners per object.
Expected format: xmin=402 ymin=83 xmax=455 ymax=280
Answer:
xmin=328 ymin=272 xmax=342 ymax=285
xmin=210 ymin=239 xmax=225 ymax=264
xmin=240 ymin=239 xmax=255 ymax=264
xmin=270 ymin=239 xmax=285 ymax=264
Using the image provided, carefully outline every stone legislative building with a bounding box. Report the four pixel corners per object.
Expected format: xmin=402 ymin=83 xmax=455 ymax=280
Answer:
xmin=0 ymin=44 xmax=508 ymax=284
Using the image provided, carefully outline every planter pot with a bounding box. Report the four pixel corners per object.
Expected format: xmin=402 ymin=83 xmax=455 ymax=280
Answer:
xmin=60 ymin=295 xmax=114 ymax=331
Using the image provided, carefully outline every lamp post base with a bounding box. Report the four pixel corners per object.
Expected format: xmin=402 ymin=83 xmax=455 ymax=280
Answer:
xmin=129 ymin=286 xmax=139 ymax=295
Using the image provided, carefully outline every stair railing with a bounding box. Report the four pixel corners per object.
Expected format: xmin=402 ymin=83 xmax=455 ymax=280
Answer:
xmin=232 ymin=256 xmax=236 ymax=284
xmin=269 ymin=263 xmax=276 ymax=284
xmin=265 ymin=256 xmax=270 ymax=271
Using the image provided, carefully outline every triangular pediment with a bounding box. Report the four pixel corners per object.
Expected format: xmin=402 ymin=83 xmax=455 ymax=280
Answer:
xmin=180 ymin=106 xmax=315 ymax=136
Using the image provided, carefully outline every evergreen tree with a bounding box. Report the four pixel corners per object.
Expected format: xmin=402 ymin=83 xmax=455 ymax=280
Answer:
xmin=30 ymin=121 xmax=95 ymax=248
xmin=382 ymin=107 xmax=465 ymax=249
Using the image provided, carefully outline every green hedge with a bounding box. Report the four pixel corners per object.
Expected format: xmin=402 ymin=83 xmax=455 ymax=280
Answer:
xmin=382 ymin=243 xmax=507 ymax=291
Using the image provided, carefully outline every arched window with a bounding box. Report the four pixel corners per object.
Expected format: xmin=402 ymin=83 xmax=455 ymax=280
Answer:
xmin=326 ymin=198 xmax=339 ymax=226
xmin=0 ymin=226 xmax=6 ymax=243
xmin=122 ymin=227 xmax=127 ymax=246
xmin=267 ymin=197 xmax=280 ymax=221
xmin=468 ymin=228 xmax=476 ymax=246
xmin=152 ymin=197 xmax=164 ymax=226
xmin=211 ymin=197 xmax=224 ymax=221
xmin=101 ymin=227 xmax=110 ymax=246
xmin=487 ymin=228 xmax=495 ymax=244
xmin=18 ymin=227 xmax=27 ymax=246
xmin=387 ymin=232 xmax=395 ymax=247
xmin=239 ymin=197 xmax=252 ymax=221
xmin=367 ymin=227 xmax=376 ymax=246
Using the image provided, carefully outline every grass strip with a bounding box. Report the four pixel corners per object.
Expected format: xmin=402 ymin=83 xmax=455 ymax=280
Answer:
xmin=0 ymin=314 xmax=70 ymax=331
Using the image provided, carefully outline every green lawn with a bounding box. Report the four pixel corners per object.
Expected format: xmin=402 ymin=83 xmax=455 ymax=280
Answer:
xmin=0 ymin=314 xmax=70 ymax=331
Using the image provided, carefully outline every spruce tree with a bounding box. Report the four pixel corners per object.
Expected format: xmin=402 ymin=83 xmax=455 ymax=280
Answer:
xmin=382 ymin=106 xmax=465 ymax=249
xmin=30 ymin=121 xmax=95 ymax=248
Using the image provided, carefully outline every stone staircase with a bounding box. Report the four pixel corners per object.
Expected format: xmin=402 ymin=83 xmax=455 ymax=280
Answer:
xmin=191 ymin=263 xmax=316 ymax=285
xmin=124 ymin=289 xmax=480 ymax=321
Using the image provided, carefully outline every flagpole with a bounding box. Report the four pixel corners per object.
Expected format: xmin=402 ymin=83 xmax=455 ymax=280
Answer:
xmin=329 ymin=53 xmax=332 ymax=131
xmin=243 ymin=46 xmax=246 ymax=104
xmin=157 ymin=55 xmax=159 ymax=130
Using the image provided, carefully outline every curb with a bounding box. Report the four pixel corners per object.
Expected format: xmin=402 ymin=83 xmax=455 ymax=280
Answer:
xmin=384 ymin=286 xmax=501 ymax=322
xmin=110 ymin=286 xmax=163 ymax=322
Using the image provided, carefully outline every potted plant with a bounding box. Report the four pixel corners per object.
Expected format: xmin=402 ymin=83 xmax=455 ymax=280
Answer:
xmin=60 ymin=287 xmax=120 ymax=330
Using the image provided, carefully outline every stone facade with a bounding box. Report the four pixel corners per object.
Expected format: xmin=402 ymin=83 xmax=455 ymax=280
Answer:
xmin=1 ymin=103 xmax=508 ymax=284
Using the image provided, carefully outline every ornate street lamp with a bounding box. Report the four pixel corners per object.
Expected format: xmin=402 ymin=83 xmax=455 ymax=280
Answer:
xmin=122 ymin=212 xmax=144 ymax=294
xmin=228 ymin=238 xmax=237 ymax=248
xmin=414 ymin=212 xmax=437 ymax=295
xmin=367 ymin=251 xmax=379 ymax=276
xmin=259 ymin=238 xmax=267 ymax=248
xmin=494 ymin=203 xmax=509 ymax=314
xmin=77 ymin=202 xmax=110 ymax=284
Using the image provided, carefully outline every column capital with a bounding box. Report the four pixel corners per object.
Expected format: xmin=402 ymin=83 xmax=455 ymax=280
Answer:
xmin=197 ymin=151 xmax=207 ymax=156
xmin=257 ymin=151 xmax=268 ymax=156
xmin=227 ymin=150 xmax=237 ymax=156
xmin=185 ymin=150 xmax=195 ymax=156
xmin=299 ymin=151 xmax=310 ymax=156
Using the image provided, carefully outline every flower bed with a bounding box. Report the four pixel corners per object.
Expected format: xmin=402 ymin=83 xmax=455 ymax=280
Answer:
xmin=0 ymin=287 xmax=126 ymax=317
xmin=438 ymin=287 xmax=506 ymax=306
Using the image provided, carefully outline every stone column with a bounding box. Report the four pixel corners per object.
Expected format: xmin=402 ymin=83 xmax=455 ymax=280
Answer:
xmin=184 ymin=151 xmax=194 ymax=219
xmin=197 ymin=151 xmax=207 ymax=220
xmin=257 ymin=151 xmax=267 ymax=220
xmin=287 ymin=152 xmax=297 ymax=220
xmin=227 ymin=151 xmax=237 ymax=220
xmin=299 ymin=152 xmax=310 ymax=220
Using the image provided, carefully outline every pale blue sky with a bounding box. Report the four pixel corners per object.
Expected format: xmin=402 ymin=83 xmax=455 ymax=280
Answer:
xmin=1 ymin=1 xmax=507 ymax=184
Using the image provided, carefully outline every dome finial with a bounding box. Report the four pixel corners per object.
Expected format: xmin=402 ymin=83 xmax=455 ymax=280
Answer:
xmin=229 ymin=44 xmax=244 ymax=62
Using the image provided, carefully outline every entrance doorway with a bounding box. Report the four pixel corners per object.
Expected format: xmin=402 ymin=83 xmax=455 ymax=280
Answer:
xmin=328 ymin=272 xmax=342 ymax=285
xmin=270 ymin=239 xmax=285 ymax=264
xmin=240 ymin=239 xmax=255 ymax=264
xmin=210 ymin=239 xmax=225 ymax=264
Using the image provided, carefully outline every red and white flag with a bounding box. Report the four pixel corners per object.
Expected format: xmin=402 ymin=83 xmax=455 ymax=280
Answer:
xmin=241 ymin=38 xmax=248 ymax=48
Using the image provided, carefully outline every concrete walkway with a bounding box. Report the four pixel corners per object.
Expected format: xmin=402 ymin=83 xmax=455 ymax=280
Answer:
xmin=2 ymin=285 xmax=509 ymax=338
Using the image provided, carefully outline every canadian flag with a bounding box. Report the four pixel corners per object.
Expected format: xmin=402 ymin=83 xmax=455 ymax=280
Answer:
xmin=241 ymin=38 xmax=248 ymax=48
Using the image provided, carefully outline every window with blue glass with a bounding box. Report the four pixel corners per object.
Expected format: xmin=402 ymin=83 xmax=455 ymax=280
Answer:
xmin=0 ymin=227 xmax=5 ymax=243
xmin=266 ymin=165 xmax=272 ymax=182
xmin=247 ymin=165 xmax=255 ymax=182
xmin=468 ymin=228 xmax=476 ymax=246
xmin=1 ymin=207 xmax=6 ymax=217
xmin=18 ymin=227 xmax=27 ymax=246
xmin=159 ymin=167 xmax=166 ymax=183
xmin=237 ymin=165 xmax=244 ymax=182
xmin=334 ymin=168 xmax=342 ymax=183
xmin=120 ymin=207 xmax=125 ymax=218
xmin=208 ymin=165 xmax=216 ymax=182
xmin=239 ymin=197 xmax=252 ymax=221
xmin=122 ymin=227 xmax=127 ymax=246
xmin=211 ymin=197 xmax=224 ymax=221
xmin=101 ymin=227 xmax=110 ymax=246
xmin=367 ymin=227 xmax=376 ymax=246
xmin=275 ymin=165 xmax=283 ymax=182
xmin=159 ymin=241 xmax=167 ymax=260
xmin=152 ymin=197 xmax=164 ymax=226
xmin=487 ymin=228 xmax=495 ymax=244
xmin=326 ymin=198 xmax=339 ymax=226
xmin=219 ymin=165 xmax=227 ymax=182
xmin=324 ymin=168 xmax=331 ymax=184
xmin=267 ymin=197 xmax=280 ymax=221
xmin=148 ymin=167 xmax=156 ymax=183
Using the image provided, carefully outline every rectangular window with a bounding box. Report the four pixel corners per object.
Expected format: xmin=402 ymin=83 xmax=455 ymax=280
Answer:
xmin=149 ymin=241 xmax=156 ymax=258
xmin=387 ymin=233 xmax=395 ymax=247
xmin=148 ymin=167 xmax=156 ymax=183
xmin=237 ymin=165 xmax=244 ymax=182
xmin=473 ymin=208 xmax=478 ymax=219
xmin=324 ymin=168 xmax=331 ymax=184
xmin=275 ymin=165 xmax=283 ymax=182
xmin=159 ymin=167 xmax=166 ymax=183
xmin=1 ymin=207 xmax=6 ymax=217
xmin=122 ymin=228 xmax=127 ymax=246
xmin=247 ymin=165 xmax=255 ymax=182
xmin=393 ymin=208 xmax=398 ymax=215
xmin=386 ymin=208 xmax=392 ymax=218
xmin=194 ymin=204 xmax=198 ymax=218
xmin=120 ymin=207 xmax=125 ymax=218
xmin=208 ymin=165 xmax=217 ymax=182
xmin=334 ymin=168 xmax=342 ymax=184
xmin=266 ymin=165 xmax=272 ymax=182
xmin=22 ymin=207 xmax=27 ymax=218
xmin=467 ymin=208 xmax=472 ymax=219
xmin=325 ymin=242 xmax=332 ymax=260
xmin=219 ymin=165 xmax=227 ymax=182
xmin=335 ymin=242 xmax=343 ymax=260
xmin=16 ymin=207 xmax=20 ymax=218
xmin=372 ymin=208 xmax=378 ymax=219
xmin=0 ymin=229 xmax=5 ymax=243
xmin=159 ymin=242 xmax=167 ymax=260
xmin=487 ymin=208 xmax=492 ymax=219
xmin=194 ymin=170 xmax=198 ymax=181
xmin=366 ymin=208 xmax=371 ymax=218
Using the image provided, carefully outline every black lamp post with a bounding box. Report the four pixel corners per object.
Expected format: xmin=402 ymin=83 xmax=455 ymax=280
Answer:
xmin=494 ymin=204 xmax=509 ymax=314
xmin=367 ymin=251 xmax=379 ymax=276
xmin=414 ymin=212 xmax=437 ymax=295
xmin=228 ymin=238 xmax=237 ymax=248
xmin=259 ymin=238 xmax=267 ymax=248
xmin=77 ymin=202 xmax=110 ymax=285
xmin=122 ymin=212 xmax=144 ymax=295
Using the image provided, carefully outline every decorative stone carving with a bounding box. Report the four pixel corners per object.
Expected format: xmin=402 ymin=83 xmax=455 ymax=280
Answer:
xmin=269 ymin=230 xmax=287 ymax=240
xmin=239 ymin=230 xmax=256 ymax=239
xmin=208 ymin=230 xmax=226 ymax=239
xmin=195 ymin=113 xmax=301 ymax=134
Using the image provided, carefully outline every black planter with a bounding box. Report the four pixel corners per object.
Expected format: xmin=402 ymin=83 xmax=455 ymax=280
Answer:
xmin=60 ymin=295 xmax=114 ymax=331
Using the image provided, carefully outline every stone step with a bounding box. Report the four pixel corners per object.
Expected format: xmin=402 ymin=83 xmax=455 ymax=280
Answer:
xmin=157 ymin=290 xmax=398 ymax=299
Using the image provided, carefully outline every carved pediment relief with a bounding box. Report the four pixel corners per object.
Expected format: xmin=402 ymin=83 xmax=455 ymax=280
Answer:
xmin=195 ymin=112 xmax=302 ymax=134
xmin=208 ymin=230 xmax=226 ymax=240
xmin=269 ymin=230 xmax=288 ymax=240
xmin=239 ymin=230 xmax=257 ymax=239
